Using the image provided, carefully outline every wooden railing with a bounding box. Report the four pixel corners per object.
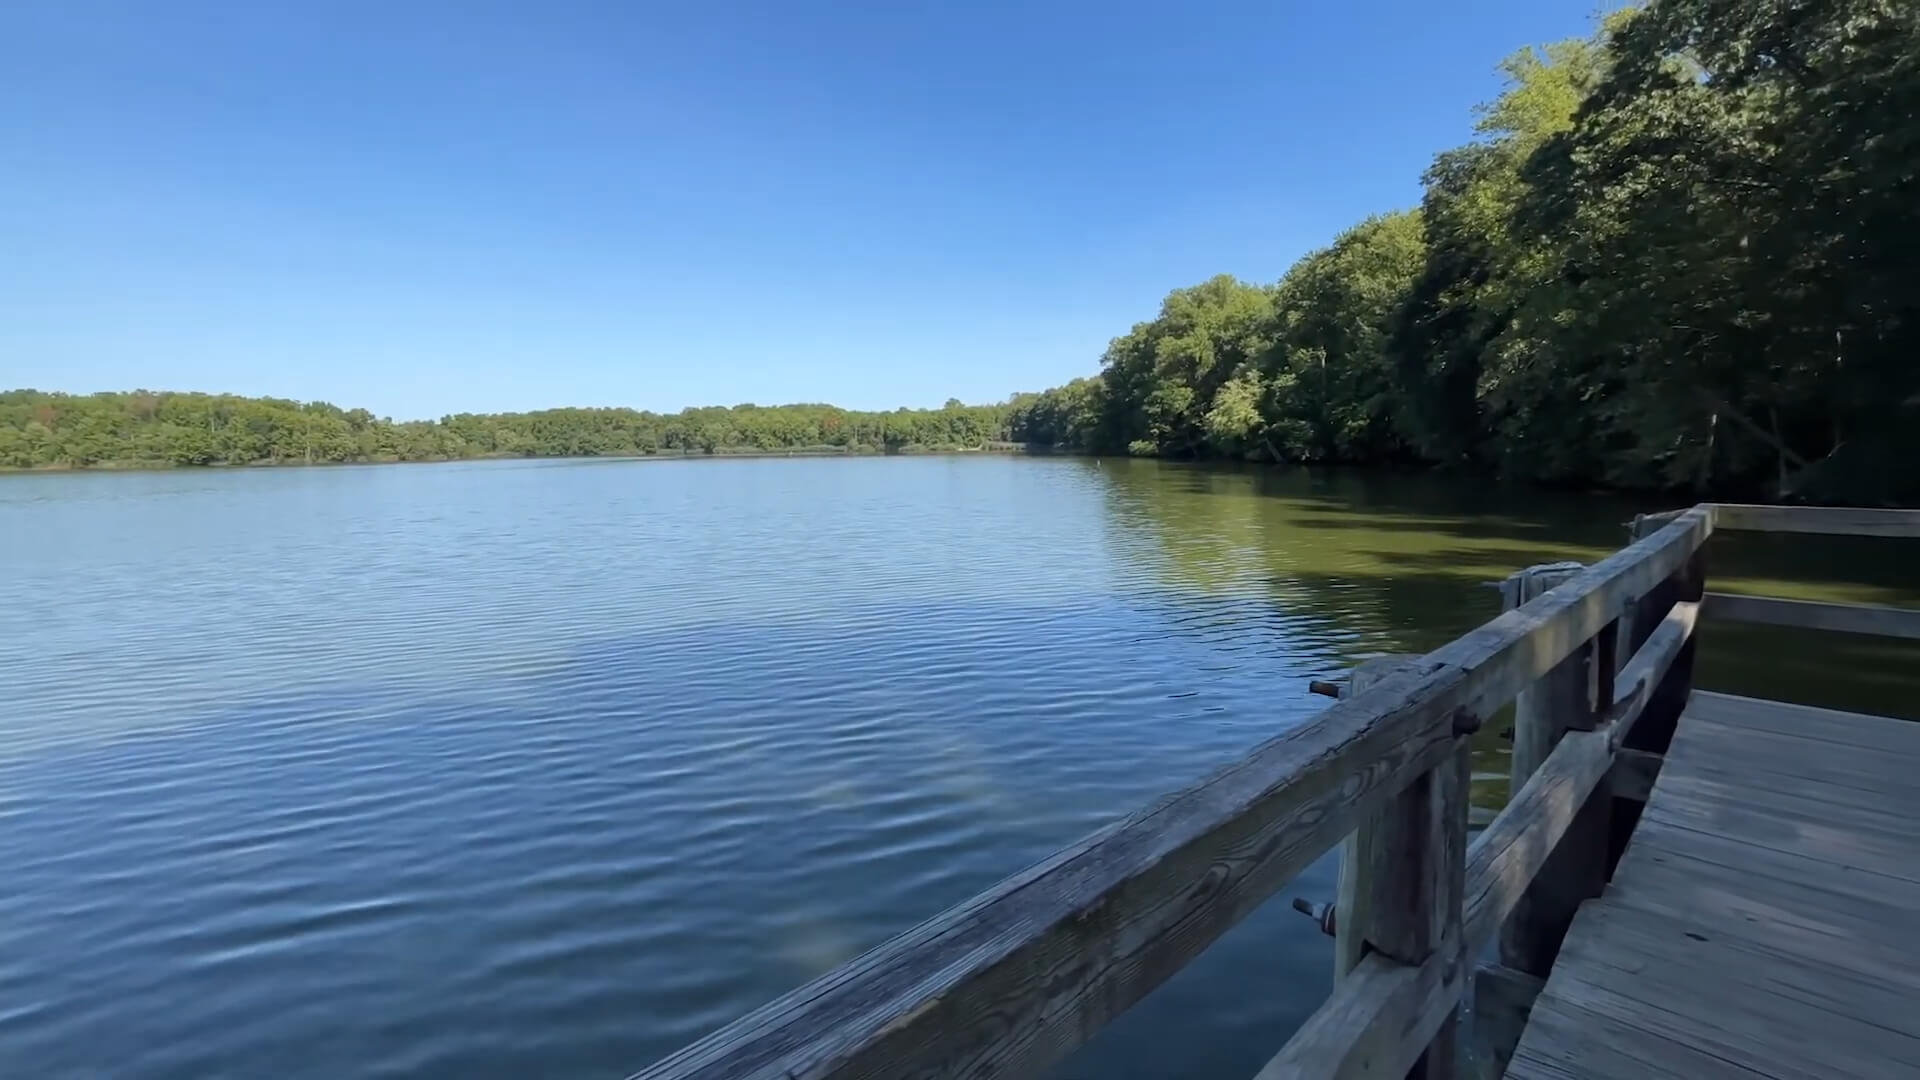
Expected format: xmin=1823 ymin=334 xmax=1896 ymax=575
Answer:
xmin=1700 ymin=504 xmax=1920 ymax=642
xmin=629 ymin=503 xmax=1914 ymax=1080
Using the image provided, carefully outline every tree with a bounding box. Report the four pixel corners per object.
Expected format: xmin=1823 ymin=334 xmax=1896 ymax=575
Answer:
xmin=1510 ymin=0 xmax=1920 ymax=498
xmin=1265 ymin=212 xmax=1425 ymax=462
xmin=0 ymin=390 xmax=1019 ymax=470
xmin=1097 ymin=276 xmax=1277 ymax=457
xmin=1388 ymin=32 xmax=1613 ymax=477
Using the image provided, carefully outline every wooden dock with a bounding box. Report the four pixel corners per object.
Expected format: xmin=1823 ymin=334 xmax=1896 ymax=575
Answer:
xmin=631 ymin=502 xmax=1920 ymax=1080
xmin=1507 ymin=691 xmax=1920 ymax=1079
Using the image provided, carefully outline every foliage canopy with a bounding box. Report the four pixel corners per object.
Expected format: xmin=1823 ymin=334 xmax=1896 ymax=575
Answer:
xmin=1006 ymin=0 xmax=1919 ymax=502
xmin=0 ymin=391 xmax=1011 ymax=469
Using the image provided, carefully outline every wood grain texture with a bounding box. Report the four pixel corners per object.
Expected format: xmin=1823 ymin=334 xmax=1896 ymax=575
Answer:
xmin=1348 ymin=749 xmax=1466 ymax=973
xmin=1701 ymin=591 xmax=1920 ymax=640
xmin=1685 ymin=689 xmax=1920 ymax=754
xmin=1272 ymin=727 xmax=1556 ymax=1080
xmin=628 ymin=661 xmax=1470 ymax=1080
xmin=1395 ymin=744 xmax=1470 ymax=1079
xmin=1499 ymin=574 xmax=1613 ymax=977
xmin=1460 ymin=730 xmax=1611 ymax=955
xmin=1709 ymin=503 xmax=1920 ymax=538
xmin=1336 ymin=657 xmax=1427 ymax=978
xmin=1612 ymin=510 xmax=1680 ymax=679
xmin=1267 ymin=717 xmax=1472 ymax=1080
xmin=1506 ymin=692 xmax=1920 ymax=1080
xmin=1256 ymin=934 xmax=1467 ymax=1080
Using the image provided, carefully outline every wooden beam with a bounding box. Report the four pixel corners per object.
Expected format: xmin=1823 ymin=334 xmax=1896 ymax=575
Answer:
xmin=1428 ymin=748 xmax=1472 ymax=1079
xmin=1283 ymin=728 xmax=1615 ymax=1080
xmin=1428 ymin=508 xmax=1712 ymax=720
xmin=627 ymin=661 xmax=1471 ymax=1080
xmin=1460 ymin=729 xmax=1613 ymax=955
xmin=1612 ymin=511 xmax=1678 ymax=678
xmin=1351 ymin=757 xmax=1466 ymax=966
xmin=1609 ymin=748 xmax=1663 ymax=804
xmin=1710 ymin=503 xmax=1920 ymax=538
xmin=1471 ymin=963 xmax=1546 ymax=1078
xmin=1623 ymin=508 xmax=1689 ymax=547
xmin=1494 ymin=557 xmax=1616 ymax=978
xmin=1340 ymin=744 xmax=1469 ymax=1078
xmin=1701 ymin=591 xmax=1920 ymax=640
xmin=1501 ymin=740 xmax=1612 ymax=979
xmin=1609 ymin=600 xmax=1698 ymax=747
xmin=1336 ymin=657 xmax=1427 ymax=978
xmin=1314 ymin=655 xmax=1424 ymax=704
xmin=1501 ymin=564 xmax=1584 ymax=787
xmin=1619 ymin=515 xmax=1706 ymax=757
xmin=1254 ymin=936 xmax=1468 ymax=1080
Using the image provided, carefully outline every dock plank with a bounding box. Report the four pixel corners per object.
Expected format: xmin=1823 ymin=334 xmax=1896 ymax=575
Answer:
xmin=1683 ymin=690 xmax=1920 ymax=755
xmin=1511 ymin=997 xmax=1768 ymax=1080
xmin=1506 ymin=693 xmax=1920 ymax=1080
xmin=1667 ymin=721 xmax=1920 ymax=797
xmin=1624 ymin=822 xmax=1920 ymax=924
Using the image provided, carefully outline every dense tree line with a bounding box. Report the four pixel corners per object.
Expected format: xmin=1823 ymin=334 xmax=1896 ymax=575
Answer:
xmin=11 ymin=1 xmax=1914 ymax=500
xmin=1008 ymin=0 xmax=1919 ymax=502
xmin=0 ymin=390 xmax=1011 ymax=469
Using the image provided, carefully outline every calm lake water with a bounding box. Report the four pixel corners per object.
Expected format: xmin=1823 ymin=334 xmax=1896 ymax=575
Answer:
xmin=3 ymin=456 xmax=1916 ymax=1078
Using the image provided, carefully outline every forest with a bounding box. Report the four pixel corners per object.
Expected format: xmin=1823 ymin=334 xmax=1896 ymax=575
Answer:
xmin=1006 ymin=0 xmax=1918 ymax=503
xmin=0 ymin=391 xmax=1010 ymax=467
xmin=7 ymin=0 xmax=1916 ymax=501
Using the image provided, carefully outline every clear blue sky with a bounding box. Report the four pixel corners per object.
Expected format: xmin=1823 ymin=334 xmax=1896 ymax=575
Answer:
xmin=4 ymin=0 xmax=1598 ymax=420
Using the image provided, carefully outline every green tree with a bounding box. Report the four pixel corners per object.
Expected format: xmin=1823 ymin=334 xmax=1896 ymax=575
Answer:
xmin=1511 ymin=0 xmax=1920 ymax=498
xmin=1265 ymin=211 xmax=1425 ymax=461
xmin=1387 ymin=33 xmax=1612 ymax=475
xmin=0 ymin=390 xmax=1018 ymax=470
xmin=1097 ymin=275 xmax=1276 ymax=457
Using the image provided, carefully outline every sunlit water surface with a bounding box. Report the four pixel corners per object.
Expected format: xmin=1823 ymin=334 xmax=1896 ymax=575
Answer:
xmin=4 ymin=457 xmax=1914 ymax=1078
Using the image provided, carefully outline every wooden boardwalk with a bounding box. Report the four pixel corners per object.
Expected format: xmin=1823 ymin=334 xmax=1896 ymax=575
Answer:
xmin=633 ymin=504 xmax=1920 ymax=1080
xmin=1507 ymin=691 xmax=1920 ymax=1079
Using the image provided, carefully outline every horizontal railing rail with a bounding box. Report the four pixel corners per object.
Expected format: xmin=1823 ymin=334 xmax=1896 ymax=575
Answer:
xmin=1700 ymin=592 xmax=1920 ymax=640
xmin=1708 ymin=503 xmax=1920 ymax=538
xmin=631 ymin=502 xmax=1909 ymax=1080
xmin=1702 ymin=503 xmax=1920 ymax=641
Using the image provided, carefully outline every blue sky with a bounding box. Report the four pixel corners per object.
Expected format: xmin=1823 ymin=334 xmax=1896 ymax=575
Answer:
xmin=4 ymin=1 xmax=1599 ymax=420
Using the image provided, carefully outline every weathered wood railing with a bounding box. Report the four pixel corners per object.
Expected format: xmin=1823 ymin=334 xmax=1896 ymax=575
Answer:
xmin=1699 ymin=504 xmax=1920 ymax=641
xmin=630 ymin=503 xmax=1913 ymax=1080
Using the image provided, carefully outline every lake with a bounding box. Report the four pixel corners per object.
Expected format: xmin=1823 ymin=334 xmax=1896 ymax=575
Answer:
xmin=3 ymin=456 xmax=1916 ymax=1078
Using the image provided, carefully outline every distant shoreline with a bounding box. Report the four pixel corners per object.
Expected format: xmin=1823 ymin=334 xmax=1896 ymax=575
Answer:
xmin=0 ymin=443 xmax=1038 ymax=476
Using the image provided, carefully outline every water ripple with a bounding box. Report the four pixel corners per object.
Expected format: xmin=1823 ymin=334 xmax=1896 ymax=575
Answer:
xmin=0 ymin=457 xmax=1648 ymax=1079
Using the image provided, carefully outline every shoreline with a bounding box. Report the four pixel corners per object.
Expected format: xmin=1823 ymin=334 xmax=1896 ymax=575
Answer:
xmin=0 ymin=443 xmax=1034 ymax=476
xmin=0 ymin=447 xmax=1784 ymax=506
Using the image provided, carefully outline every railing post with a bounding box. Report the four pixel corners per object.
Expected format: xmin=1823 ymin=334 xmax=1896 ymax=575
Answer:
xmin=1334 ymin=655 xmax=1470 ymax=1078
xmin=1333 ymin=656 xmax=1424 ymax=979
xmin=1497 ymin=564 xmax=1614 ymax=978
xmin=1622 ymin=513 xmax=1706 ymax=754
